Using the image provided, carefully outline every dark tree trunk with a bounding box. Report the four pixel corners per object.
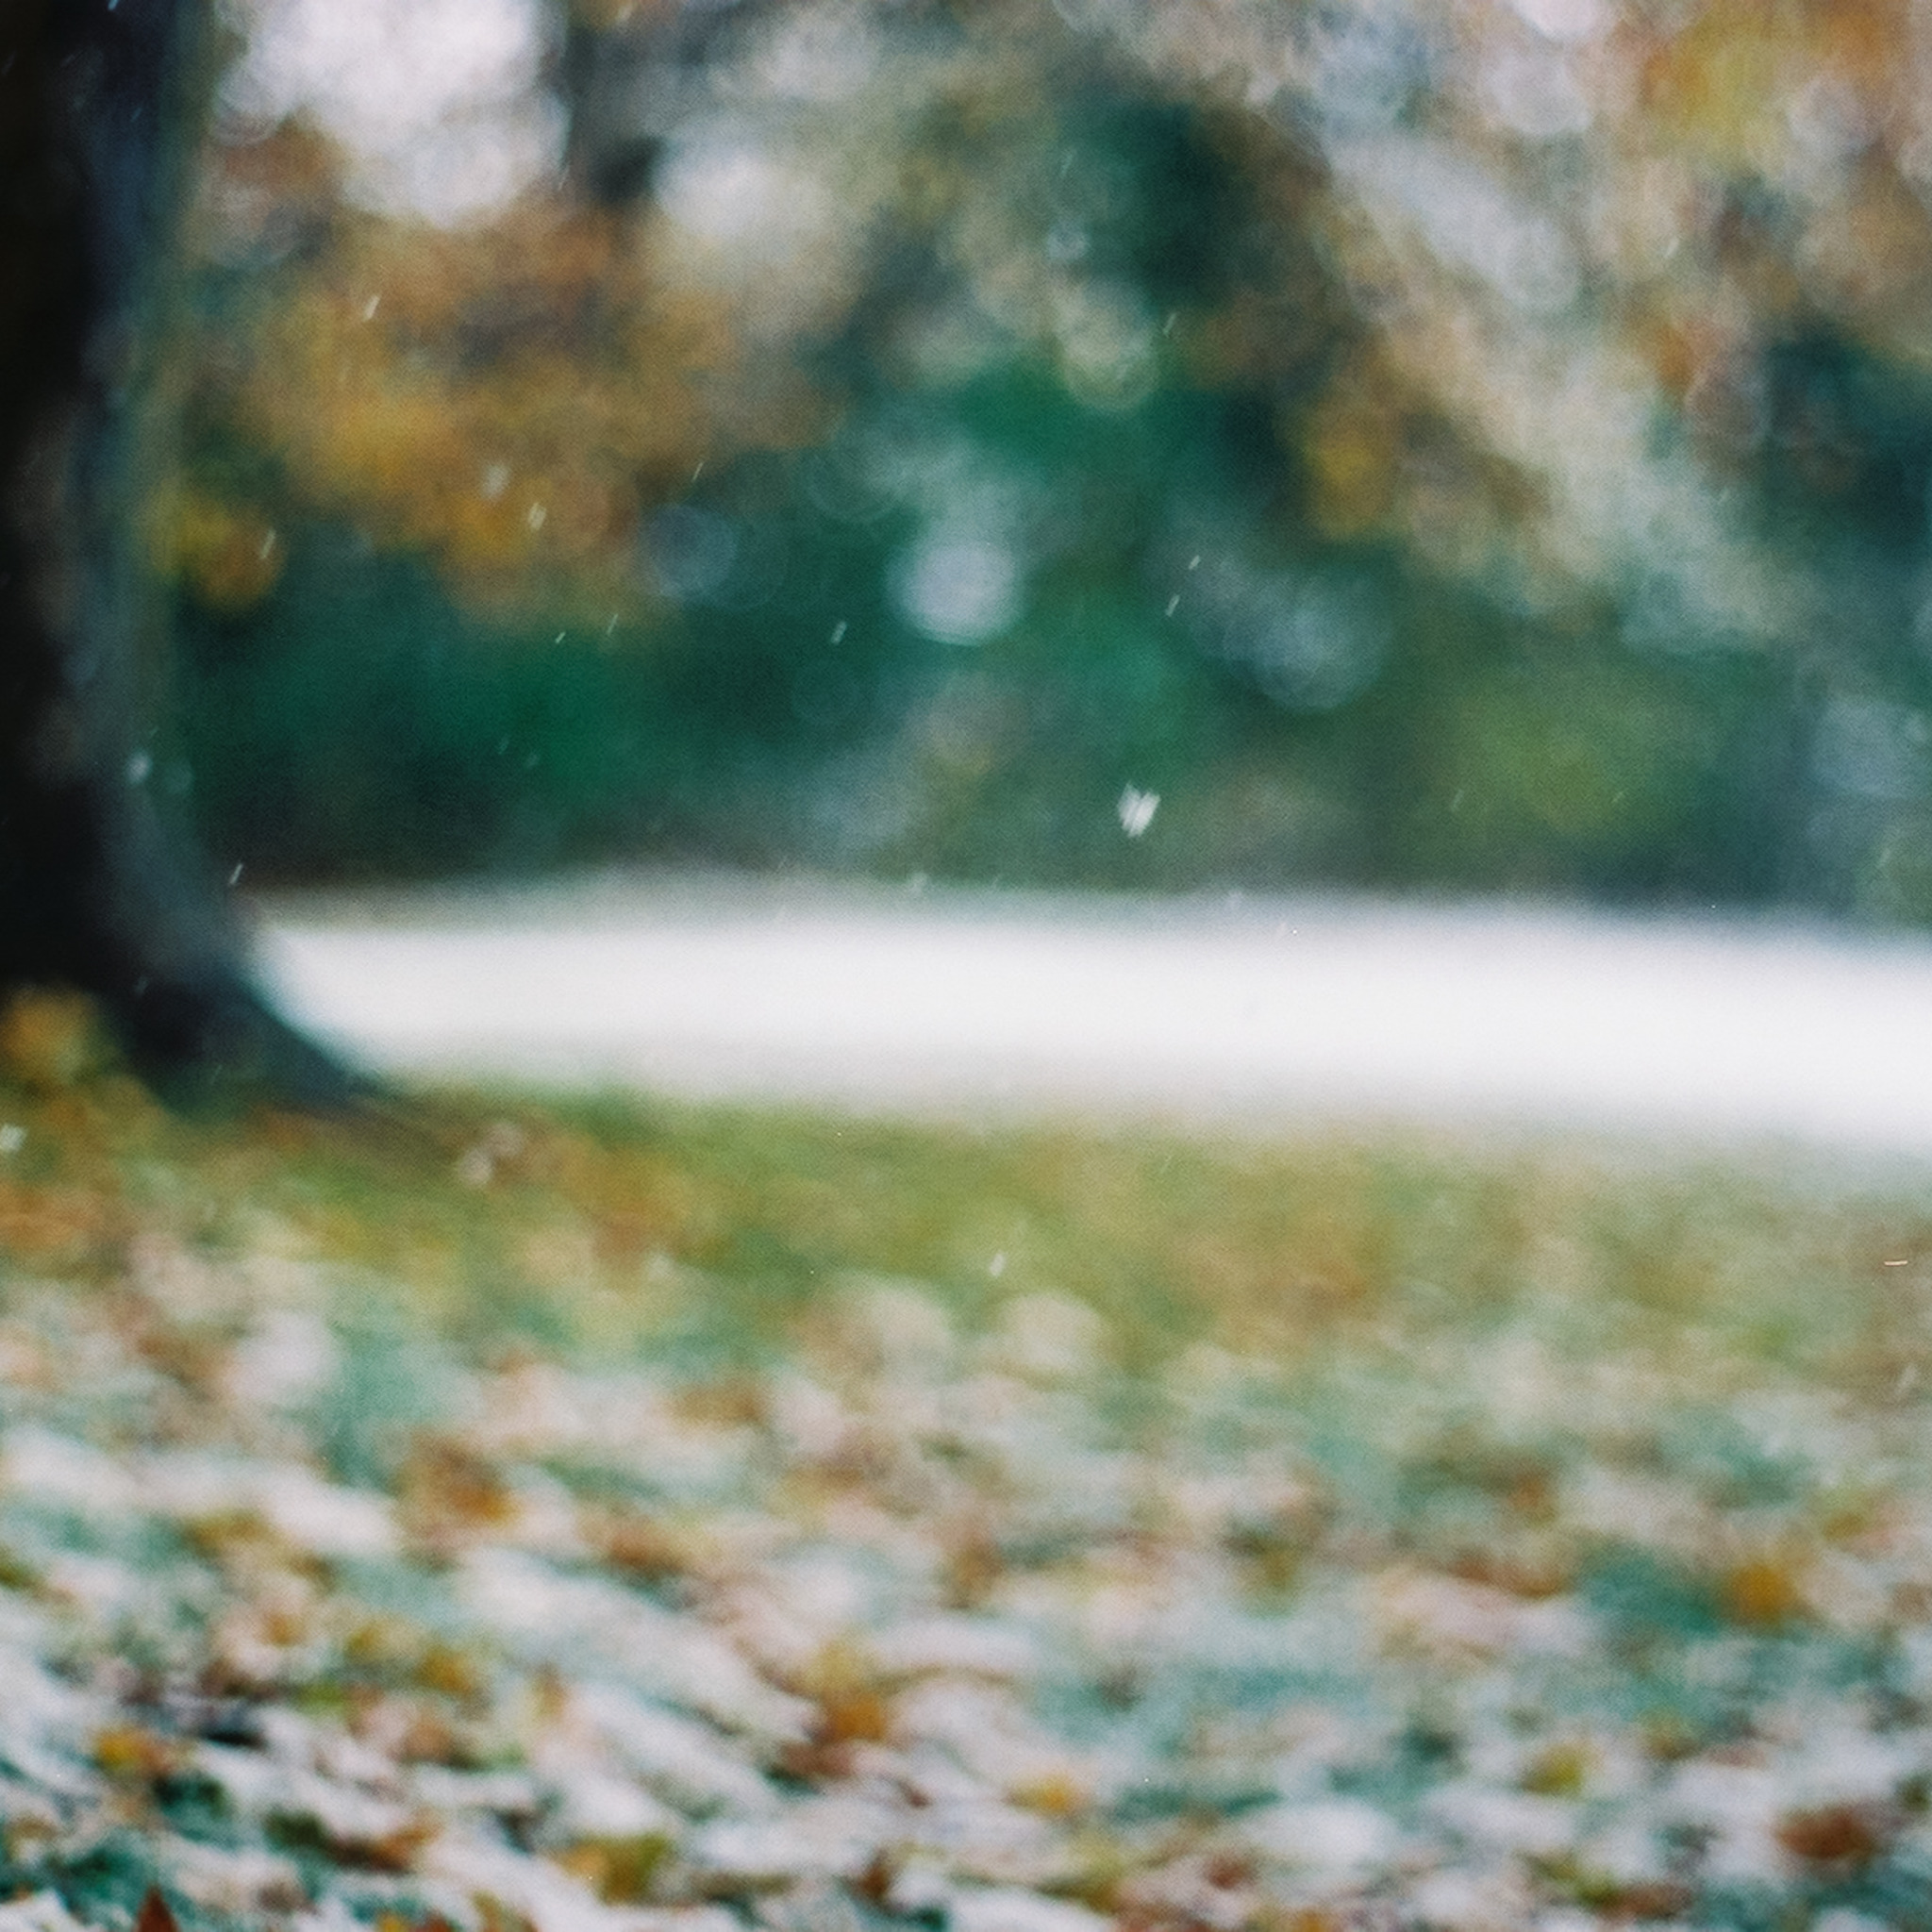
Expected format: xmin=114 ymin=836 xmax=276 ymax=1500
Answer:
xmin=0 ymin=0 xmax=351 ymax=1102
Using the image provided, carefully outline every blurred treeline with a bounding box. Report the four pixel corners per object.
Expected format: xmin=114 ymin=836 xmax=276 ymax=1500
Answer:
xmin=157 ymin=0 xmax=1932 ymax=917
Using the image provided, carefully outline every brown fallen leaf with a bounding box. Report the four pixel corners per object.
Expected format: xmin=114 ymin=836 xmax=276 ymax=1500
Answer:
xmin=1724 ymin=1553 xmax=1810 ymax=1628
xmin=551 ymin=1832 xmax=673 ymax=1903
xmin=1775 ymin=1801 xmax=1893 ymax=1869
xmin=134 ymin=1889 xmax=181 ymax=1932
xmin=95 ymin=1727 xmax=185 ymax=1786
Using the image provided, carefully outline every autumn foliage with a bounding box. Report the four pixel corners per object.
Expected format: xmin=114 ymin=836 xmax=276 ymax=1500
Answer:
xmin=159 ymin=0 xmax=1932 ymax=908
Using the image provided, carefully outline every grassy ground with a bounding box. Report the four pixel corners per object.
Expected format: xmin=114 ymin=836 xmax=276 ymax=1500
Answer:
xmin=2 ymin=990 xmax=1920 ymax=1382
xmin=4 ymin=991 xmax=1932 ymax=1932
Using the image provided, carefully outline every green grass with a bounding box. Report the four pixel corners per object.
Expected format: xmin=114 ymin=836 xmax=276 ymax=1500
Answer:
xmin=1 ymin=987 xmax=1924 ymax=1397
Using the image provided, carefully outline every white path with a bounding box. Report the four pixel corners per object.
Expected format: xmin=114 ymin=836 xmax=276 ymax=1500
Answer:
xmin=258 ymin=876 xmax=1932 ymax=1160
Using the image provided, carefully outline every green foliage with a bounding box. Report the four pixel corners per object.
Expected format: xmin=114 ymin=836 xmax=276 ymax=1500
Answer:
xmin=159 ymin=0 xmax=1932 ymax=915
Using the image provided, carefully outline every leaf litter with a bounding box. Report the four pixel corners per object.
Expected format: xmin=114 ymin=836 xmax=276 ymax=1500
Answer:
xmin=0 ymin=1008 xmax=1930 ymax=1927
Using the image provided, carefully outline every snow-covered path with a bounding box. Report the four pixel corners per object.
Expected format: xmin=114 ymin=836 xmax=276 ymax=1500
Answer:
xmin=258 ymin=877 xmax=1932 ymax=1158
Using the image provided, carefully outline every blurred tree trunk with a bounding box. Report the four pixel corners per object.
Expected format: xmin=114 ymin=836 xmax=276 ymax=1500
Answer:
xmin=558 ymin=0 xmax=767 ymax=206
xmin=0 ymin=0 xmax=347 ymax=1102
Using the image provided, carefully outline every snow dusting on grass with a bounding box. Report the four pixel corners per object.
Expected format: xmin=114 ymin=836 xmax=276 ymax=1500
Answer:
xmin=0 ymin=997 xmax=1931 ymax=1929
xmin=6 ymin=1251 xmax=1932 ymax=1931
